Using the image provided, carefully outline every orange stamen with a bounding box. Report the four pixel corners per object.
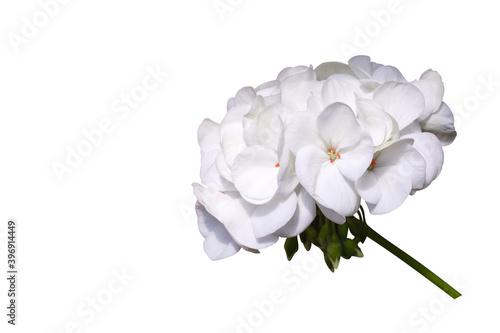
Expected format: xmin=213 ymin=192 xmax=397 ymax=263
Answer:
xmin=328 ymin=149 xmax=340 ymax=163
xmin=369 ymin=159 xmax=376 ymax=168
xmin=275 ymin=163 xmax=280 ymax=168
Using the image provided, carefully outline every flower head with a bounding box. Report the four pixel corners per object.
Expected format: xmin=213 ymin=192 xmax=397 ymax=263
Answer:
xmin=193 ymin=56 xmax=456 ymax=261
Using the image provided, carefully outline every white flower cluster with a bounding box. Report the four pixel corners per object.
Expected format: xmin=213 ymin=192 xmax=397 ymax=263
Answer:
xmin=193 ymin=56 xmax=456 ymax=260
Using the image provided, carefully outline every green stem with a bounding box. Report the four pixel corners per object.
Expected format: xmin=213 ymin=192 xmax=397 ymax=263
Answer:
xmin=366 ymin=225 xmax=462 ymax=299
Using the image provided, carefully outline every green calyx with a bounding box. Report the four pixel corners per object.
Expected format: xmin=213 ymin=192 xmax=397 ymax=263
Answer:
xmin=284 ymin=206 xmax=368 ymax=272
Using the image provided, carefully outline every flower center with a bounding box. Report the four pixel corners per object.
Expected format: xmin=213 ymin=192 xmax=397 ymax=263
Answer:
xmin=275 ymin=163 xmax=280 ymax=168
xmin=368 ymin=159 xmax=376 ymax=171
xmin=327 ymin=149 xmax=341 ymax=163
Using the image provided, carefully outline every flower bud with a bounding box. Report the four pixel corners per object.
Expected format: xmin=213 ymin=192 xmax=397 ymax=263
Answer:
xmin=299 ymin=231 xmax=312 ymax=251
xmin=284 ymin=236 xmax=299 ymax=261
xmin=342 ymin=238 xmax=364 ymax=259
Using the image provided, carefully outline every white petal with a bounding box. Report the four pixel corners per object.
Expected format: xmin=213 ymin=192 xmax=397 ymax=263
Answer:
xmin=400 ymin=146 xmax=427 ymax=191
xmin=315 ymin=61 xmax=355 ymax=80
xmin=255 ymin=80 xmax=280 ymax=97
xmin=321 ymin=76 xmax=361 ymax=112
xmin=348 ymin=56 xmax=406 ymax=83
xmin=220 ymin=111 xmax=247 ymax=166
xmin=280 ymin=66 xmax=319 ymax=113
xmin=373 ymin=82 xmax=425 ymax=130
xmin=399 ymin=119 xmax=422 ymax=137
xmin=356 ymin=99 xmax=395 ymax=147
xmin=316 ymin=103 xmax=360 ymax=151
xmin=227 ymin=97 xmax=235 ymax=111
xmin=197 ymin=118 xmax=220 ymax=152
xmin=277 ymin=147 xmax=299 ymax=196
xmin=363 ymin=139 xmax=415 ymax=214
xmin=356 ymin=171 xmax=381 ymax=204
xmin=215 ymin=152 xmax=233 ymax=182
xmin=317 ymin=202 xmax=346 ymax=224
xmin=367 ymin=163 xmax=412 ymax=214
xmin=371 ymin=65 xmax=406 ymax=83
xmin=336 ymin=131 xmax=373 ymax=181
xmin=403 ymin=132 xmax=444 ymax=189
xmin=243 ymin=104 xmax=283 ymax=151
xmin=203 ymin=231 xmax=241 ymax=261
xmin=295 ymin=145 xmax=327 ymax=202
xmin=200 ymin=149 xmax=220 ymax=184
xmin=420 ymin=102 xmax=457 ymax=146
xmin=275 ymin=187 xmax=317 ymax=237
xmin=232 ymin=146 xmax=279 ymax=205
xmin=348 ymin=55 xmax=373 ymax=79
xmin=306 ymin=95 xmax=324 ymax=115
xmin=196 ymin=201 xmax=214 ymax=238
xmin=315 ymin=163 xmax=360 ymax=217
xmin=202 ymin=162 xmax=236 ymax=192
xmin=412 ymin=69 xmax=444 ymax=120
xmin=285 ymin=111 xmax=326 ymax=154
xmin=358 ymin=79 xmax=381 ymax=94
xmin=234 ymin=86 xmax=257 ymax=106
xmin=251 ymin=191 xmax=298 ymax=238
xmin=296 ymin=145 xmax=360 ymax=216
xmin=193 ymin=183 xmax=278 ymax=249
xmin=198 ymin=119 xmax=223 ymax=182
xmin=242 ymin=95 xmax=266 ymax=127
xmin=195 ymin=202 xmax=240 ymax=260
xmin=374 ymin=138 xmax=414 ymax=167
xmin=277 ymin=65 xmax=313 ymax=81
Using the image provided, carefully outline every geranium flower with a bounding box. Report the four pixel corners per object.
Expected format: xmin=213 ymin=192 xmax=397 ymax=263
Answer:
xmin=191 ymin=55 xmax=461 ymax=300
xmin=286 ymin=103 xmax=373 ymax=218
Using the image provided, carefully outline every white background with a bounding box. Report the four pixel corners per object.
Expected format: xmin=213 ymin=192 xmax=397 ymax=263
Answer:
xmin=0 ymin=0 xmax=499 ymax=332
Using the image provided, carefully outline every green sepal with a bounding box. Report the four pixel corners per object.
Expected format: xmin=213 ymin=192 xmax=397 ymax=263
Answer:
xmin=284 ymin=236 xmax=299 ymax=261
xmin=323 ymin=250 xmax=335 ymax=272
xmin=326 ymin=241 xmax=342 ymax=270
xmin=346 ymin=216 xmax=368 ymax=243
xmin=306 ymin=225 xmax=319 ymax=247
xmin=318 ymin=219 xmax=330 ymax=248
xmin=299 ymin=231 xmax=312 ymax=251
xmin=336 ymin=222 xmax=349 ymax=240
xmin=285 ymin=206 xmax=368 ymax=274
xmin=342 ymin=238 xmax=364 ymax=258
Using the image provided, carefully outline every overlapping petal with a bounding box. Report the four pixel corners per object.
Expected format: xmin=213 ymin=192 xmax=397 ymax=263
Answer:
xmin=296 ymin=145 xmax=361 ymax=216
xmin=195 ymin=202 xmax=240 ymax=260
xmin=193 ymin=183 xmax=279 ymax=249
xmin=356 ymin=139 xmax=414 ymax=214
xmin=403 ymin=132 xmax=444 ymax=190
xmin=232 ymin=145 xmax=279 ymax=205
xmin=316 ymin=103 xmax=361 ymax=151
xmin=275 ymin=187 xmax=317 ymax=237
xmin=251 ymin=191 xmax=298 ymax=238
xmin=373 ymin=82 xmax=425 ymax=130
xmin=420 ymin=102 xmax=457 ymax=146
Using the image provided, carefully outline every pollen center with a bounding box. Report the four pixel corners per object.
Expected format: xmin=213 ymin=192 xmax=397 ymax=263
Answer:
xmin=368 ymin=159 xmax=376 ymax=171
xmin=327 ymin=149 xmax=341 ymax=163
